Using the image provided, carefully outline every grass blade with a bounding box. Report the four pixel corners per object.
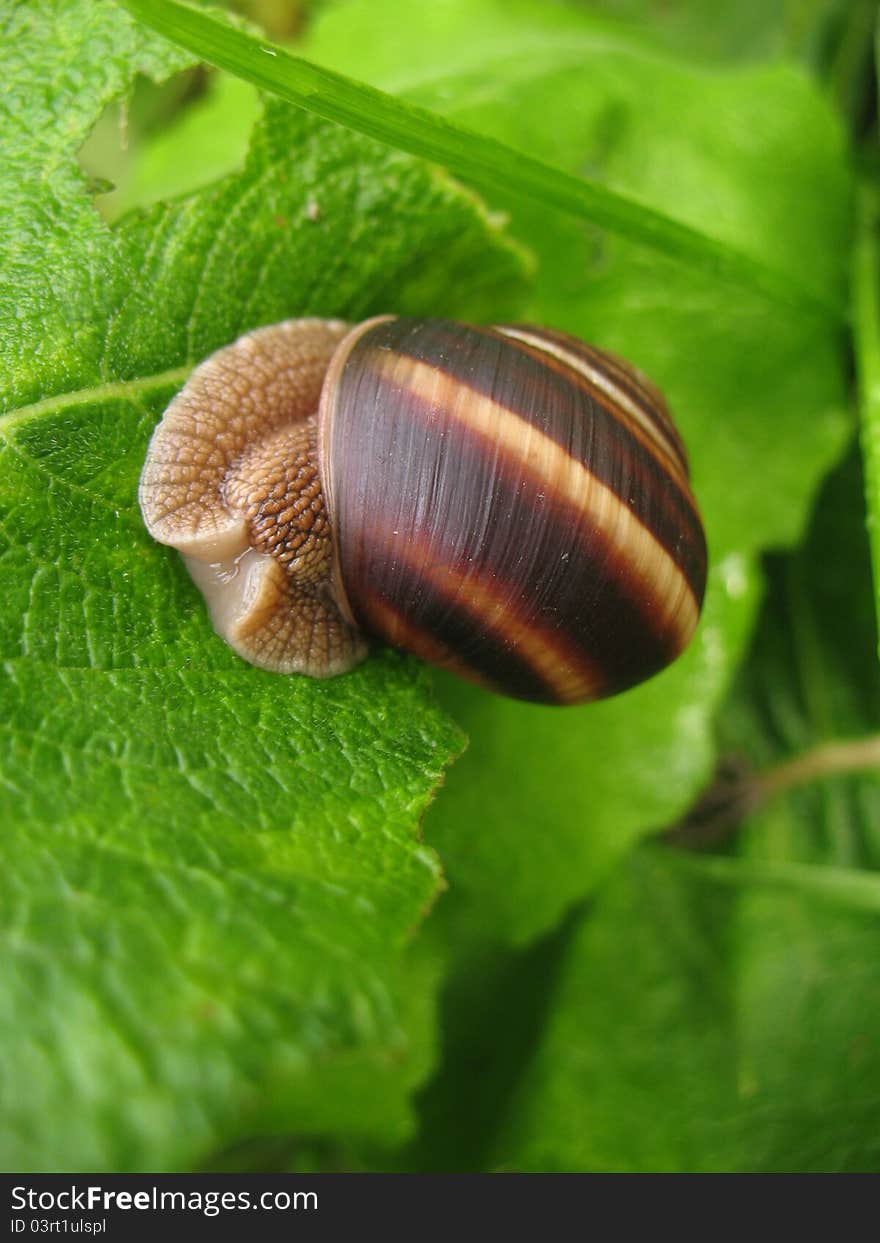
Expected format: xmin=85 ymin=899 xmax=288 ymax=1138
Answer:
xmin=854 ymin=179 xmax=880 ymax=658
xmin=119 ymin=0 xmax=843 ymax=320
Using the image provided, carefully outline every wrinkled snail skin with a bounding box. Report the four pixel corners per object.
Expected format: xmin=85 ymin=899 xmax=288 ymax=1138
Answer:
xmin=137 ymin=318 xmax=367 ymax=678
xmin=139 ymin=316 xmax=707 ymax=705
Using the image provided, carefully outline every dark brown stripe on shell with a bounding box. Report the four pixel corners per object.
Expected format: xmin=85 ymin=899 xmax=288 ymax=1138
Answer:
xmin=485 ymin=326 xmax=695 ymax=536
xmin=494 ymin=325 xmax=690 ymax=484
xmin=345 ymin=499 xmax=673 ymax=703
xmin=351 ymin=318 xmax=707 ymax=608
xmin=476 ymin=323 xmax=699 ymax=536
xmin=360 ymin=594 xmax=502 ymax=696
xmin=353 ymin=318 xmax=706 ymax=604
xmin=502 ymin=324 xmax=688 ymax=469
xmin=358 ymin=573 xmax=598 ymax=705
xmin=322 ymin=319 xmax=705 ymax=703
xmin=358 ymin=326 xmax=706 ymax=634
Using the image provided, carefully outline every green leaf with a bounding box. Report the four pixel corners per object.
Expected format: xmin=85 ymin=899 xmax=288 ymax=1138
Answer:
xmin=578 ymin=0 xmax=878 ymax=128
xmin=118 ymin=0 xmax=842 ymax=318
xmin=427 ymin=574 xmax=761 ymax=944
xmin=495 ymin=846 xmax=880 ymax=1172
xmin=305 ymin=0 xmax=851 ymax=307
xmin=301 ymin=0 xmax=853 ymax=943
xmin=1 ymin=0 xmax=189 ymax=411
xmin=0 ymin=0 xmax=527 ymax=1170
xmin=399 ymin=447 xmax=880 ymax=1172
xmin=560 ymin=0 xmax=795 ymax=63
xmin=715 ymin=446 xmax=880 ymax=866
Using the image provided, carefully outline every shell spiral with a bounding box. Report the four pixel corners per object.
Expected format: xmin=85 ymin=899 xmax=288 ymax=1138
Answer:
xmin=319 ymin=317 xmax=707 ymax=705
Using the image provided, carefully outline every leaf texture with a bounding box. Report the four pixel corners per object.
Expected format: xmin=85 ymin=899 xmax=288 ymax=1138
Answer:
xmin=0 ymin=0 xmax=526 ymax=1169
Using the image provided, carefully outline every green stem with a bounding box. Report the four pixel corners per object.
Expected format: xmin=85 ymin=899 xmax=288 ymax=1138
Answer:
xmin=853 ymin=180 xmax=880 ymax=657
xmin=755 ymin=734 xmax=880 ymax=801
xmin=664 ymin=734 xmax=880 ymax=849
xmin=119 ymin=0 xmax=844 ymax=322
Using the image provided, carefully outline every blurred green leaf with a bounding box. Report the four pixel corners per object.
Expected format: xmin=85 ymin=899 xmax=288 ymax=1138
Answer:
xmin=573 ymin=0 xmax=878 ymax=127
xmin=496 ymin=846 xmax=880 ymax=1172
xmin=716 ymin=446 xmax=880 ymax=866
xmin=0 ymin=0 xmax=527 ymax=1170
xmin=479 ymin=448 xmax=880 ymax=1173
xmin=566 ymin=0 xmax=796 ymax=61
xmin=81 ymin=71 xmax=261 ymax=221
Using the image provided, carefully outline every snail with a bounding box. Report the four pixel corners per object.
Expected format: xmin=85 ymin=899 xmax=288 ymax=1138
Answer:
xmin=139 ymin=316 xmax=707 ymax=705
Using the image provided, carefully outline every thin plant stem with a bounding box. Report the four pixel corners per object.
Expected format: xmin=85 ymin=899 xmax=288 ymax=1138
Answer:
xmin=755 ymin=734 xmax=880 ymax=801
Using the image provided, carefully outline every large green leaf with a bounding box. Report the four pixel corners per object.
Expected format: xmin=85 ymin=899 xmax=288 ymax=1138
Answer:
xmin=488 ymin=451 xmax=880 ymax=1172
xmin=496 ymin=846 xmax=880 ymax=1172
xmin=576 ymin=0 xmax=877 ymax=125
xmin=303 ymin=0 xmax=853 ymax=942
xmin=391 ymin=450 xmax=880 ymax=1173
xmin=0 ymin=0 xmax=527 ymax=1170
xmin=3 ymin=0 xmax=869 ymax=1174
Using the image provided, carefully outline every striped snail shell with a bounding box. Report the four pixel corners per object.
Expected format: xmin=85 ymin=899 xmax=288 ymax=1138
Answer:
xmin=139 ymin=316 xmax=707 ymax=705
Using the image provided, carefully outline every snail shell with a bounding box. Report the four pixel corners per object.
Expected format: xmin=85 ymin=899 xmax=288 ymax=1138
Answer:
xmin=139 ymin=316 xmax=707 ymax=705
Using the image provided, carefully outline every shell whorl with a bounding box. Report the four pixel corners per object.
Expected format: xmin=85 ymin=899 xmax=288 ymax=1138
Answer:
xmin=319 ymin=317 xmax=707 ymax=705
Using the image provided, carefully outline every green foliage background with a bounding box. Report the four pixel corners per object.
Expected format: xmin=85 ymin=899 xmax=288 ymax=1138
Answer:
xmin=1 ymin=0 xmax=878 ymax=1171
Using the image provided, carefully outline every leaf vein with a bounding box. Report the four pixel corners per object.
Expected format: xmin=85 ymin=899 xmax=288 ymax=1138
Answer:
xmin=0 ymin=366 xmax=191 ymax=434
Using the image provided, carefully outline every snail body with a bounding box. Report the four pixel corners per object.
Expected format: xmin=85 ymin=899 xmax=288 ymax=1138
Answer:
xmin=139 ymin=316 xmax=707 ymax=705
